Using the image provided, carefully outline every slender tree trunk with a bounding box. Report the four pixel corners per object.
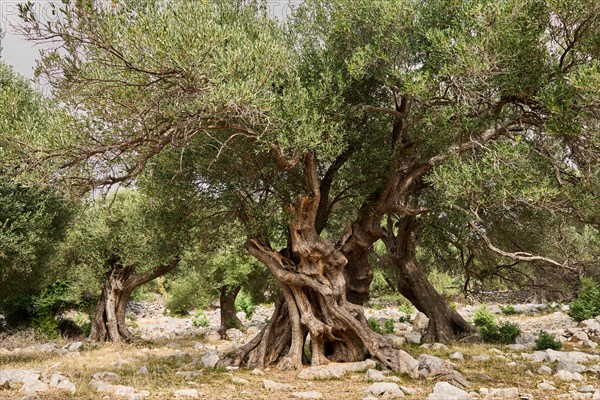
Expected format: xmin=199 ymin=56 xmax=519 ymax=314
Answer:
xmin=229 ymin=155 xmax=418 ymax=375
xmin=218 ymin=285 xmax=243 ymax=337
xmin=89 ymin=257 xmax=180 ymax=342
xmin=384 ymin=216 xmax=476 ymax=343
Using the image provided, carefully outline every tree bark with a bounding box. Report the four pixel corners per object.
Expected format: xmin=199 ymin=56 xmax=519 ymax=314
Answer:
xmin=218 ymin=285 xmax=243 ymax=337
xmin=229 ymin=154 xmax=418 ymax=375
xmin=383 ymin=216 xmax=476 ymax=343
xmin=89 ymin=257 xmax=180 ymax=342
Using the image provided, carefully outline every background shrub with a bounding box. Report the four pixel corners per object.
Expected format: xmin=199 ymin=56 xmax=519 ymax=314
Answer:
xmin=235 ymin=291 xmax=256 ymax=320
xmin=535 ymin=331 xmax=562 ymax=350
xmin=569 ymin=277 xmax=600 ymax=322
xmin=473 ymin=306 xmax=521 ymax=344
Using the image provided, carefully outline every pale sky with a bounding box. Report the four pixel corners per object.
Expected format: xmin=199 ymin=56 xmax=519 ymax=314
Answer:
xmin=1 ymin=0 xmax=300 ymax=81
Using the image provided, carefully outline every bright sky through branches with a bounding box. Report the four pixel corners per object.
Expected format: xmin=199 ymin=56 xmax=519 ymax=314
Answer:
xmin=0 ymin=0 xmax=301 ymax=80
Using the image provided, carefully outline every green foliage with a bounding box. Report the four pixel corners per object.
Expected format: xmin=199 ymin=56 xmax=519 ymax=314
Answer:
xmin=368 ymin=318 xmax=395 ymax=334
xmin=192 ymin=311 xmax=210 ymax=328
xmin=499 ymin=305 xmax=519 ymax=315
xmin=10 ymin=0 xmax=600 ymax=342
xmin=569 ymin=277 xmax=600 ymax=322
xmin=398 ymin=302 xmax=415 ymax=317
xmin=368 ymin=318 xmax=383 ymax=334
xmin=165 ymin=270 xmax=212 ymax=314
xmin=235 ymin=291 xmax=256 ymax=320
xmin=535 ymin=331 xmax=562 ymax=351
xmin=31 ymin=312 xmax=59 ymax=340
xmin=427 ymin=269 xmax=460 ymax=299
xmin=497 ymin=321 xmax=521 ymax=344
xmin=383 ymin=319 xmax=395 ymax=334
xmin=473 ymin=306 xmax=496 ymax=328
xmin=0 ymin=177 xmax=72 ymax=323
xmin=473 ymin=306 xmax=520 ymax=344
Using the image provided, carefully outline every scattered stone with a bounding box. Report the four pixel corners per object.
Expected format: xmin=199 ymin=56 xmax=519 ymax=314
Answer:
xmin=579 ymin=386 xmax=596 ymax=393
xmin=0 ymin=370 xmax=42 ymax=389
xmin=251 ymin=368 xmax=264 ymax=376
xmin=399 ymin=386 xmax=419 ymax=395
xmin=19 ymin=379 xmax=49 ymax=396
xmin=200 ymin=352 xmax=220 ymax=369
xmin=225 ymin=328 xmax=244 ymax=341
xmin=263 ymin=379 xmax=293 ymax=391
xmin=557 ymin=360 xmax=586 ymax=374
xmin=537 ymin=380 xmax=557 ymax=390
xmin=91 ymin=380 xmax=149 ymax=399
xmin=388 ymin=335 xmax=407 ymax=349
xmin=516 ymin=333 xmax=536 ymax=345
xmin=174 ymin=388 xmax=199 ymax=398
xmin=538 ymin=365 xmax=552 ymax=375
xmin=449 ymin=352 xmax=464 ymax=361
xmin=418 ymin=354 xmax=452 ymax=374
xmin=231 ymin=377 xmax=249 ymax=384
xmin=545 ymin=349 xmax=599 ymax=364
xmin=292 ymin=391 xmax=324 ymax=399
xmin=298 ymin=360 xmax=377 ymax=380
xmin=426 ymin=382 xmax=470 ymax=400
xmin=489 ymin=387 xmax=519 ymax=397
xmin=364 ymin=369 xmax=395 ymax=382
xmin=135 ymin=366 xmax=149 ymax=375
xmin=506 ymin=344 xmax=527 ymax=351
xmin=472 ymin=354 xmax=490 ymax=362
xmin=593 ymin=390 xmax=600 ymax=400
xmin=429 ymin=369 xmax=471 ymax=390
xmin=412 ymin=312 xmax=430 ymax=333
xmin=405 ymin=332 xmax=422 ymax=344
xmin=204 ymin=331 xmax=221 ymax=341
xmin=49 ymin=374 xmax=76 ymax=394
xmin=175 ymin=371 xmax=202 ymax=378
xmin=67 ymin=342 xmax=83 ymax=352
xmin=522 ymin=351 xmax=546 ymax=363
xmin=91 ymin=371 xmax=120 ymax=382
xmin=364 ymin=382 xmax=405 ymax=398
xmin=421 ymin=343 xmax=449 ymax=351
xmin=555 ymin=370 xmax=584 ymax=382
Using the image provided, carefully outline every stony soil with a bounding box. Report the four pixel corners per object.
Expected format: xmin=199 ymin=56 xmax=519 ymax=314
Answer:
xmin=1 ymin=301 xmax=600 ymax=400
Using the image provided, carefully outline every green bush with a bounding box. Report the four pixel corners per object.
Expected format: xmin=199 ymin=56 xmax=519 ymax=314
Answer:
xmin=569 ymin=277 xmax=600 ymax=322
xmin=384 ymin=319 xmax=395 ymax=334
xmin=165 ymin=272 xmax=212 ymax=314
xmin=192 ymin=311 xmax=210 ymax=328
xmin=31 ymin=312 xmax=59 ymax=339
xmin=535 ymin=331 xmax=562 ymax=351
xmin=368 ymin=318 xmax=383 ymax=334
xmin=473 ymin=306 xmax=496 ymax=328
xmin=235 ymin=291 xmax=256 ymax=320
xmin=473 ymin=306 xmax=521 ymax=344
xmin=499 ymin=305 xmax=518 ymax=315
xmin=498 ymin=321 xmax=521 ymax=344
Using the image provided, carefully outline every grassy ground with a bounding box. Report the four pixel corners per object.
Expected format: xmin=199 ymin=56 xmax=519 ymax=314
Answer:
xmin=1 ymin=333 xmax=599 ymax=400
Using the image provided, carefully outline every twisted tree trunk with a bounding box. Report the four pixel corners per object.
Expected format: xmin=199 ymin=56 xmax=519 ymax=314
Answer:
xmin=230 ymin=155 xmax=417 ymax=375
xmin=218 ymin=284 xmax=243 ymax=337
xmin=89 ymin=257 xmax=180 ymax=342
xmin=384 ymin=216 xmax=475 ymax=342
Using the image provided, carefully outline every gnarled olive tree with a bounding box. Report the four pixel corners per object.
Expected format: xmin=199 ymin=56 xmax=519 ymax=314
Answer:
xmin=17 ymin=0 xmax=599 ymax=367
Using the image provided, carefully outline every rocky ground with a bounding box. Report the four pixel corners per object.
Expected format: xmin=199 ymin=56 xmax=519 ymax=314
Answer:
xmin=1 ymin=301 xmax=600 ymax=399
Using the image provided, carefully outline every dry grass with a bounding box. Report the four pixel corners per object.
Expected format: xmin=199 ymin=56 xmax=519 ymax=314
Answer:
xmin=0 ymin=336 xmax=599 ymax=399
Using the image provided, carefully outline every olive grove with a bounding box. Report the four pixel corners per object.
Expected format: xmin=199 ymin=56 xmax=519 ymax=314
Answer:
xmin=7 ymin=0 xmax=599 ymax=374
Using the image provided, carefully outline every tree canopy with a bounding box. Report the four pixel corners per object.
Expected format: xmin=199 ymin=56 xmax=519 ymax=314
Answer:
xmin=10 ymin=0 xmax=600 ymax=370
